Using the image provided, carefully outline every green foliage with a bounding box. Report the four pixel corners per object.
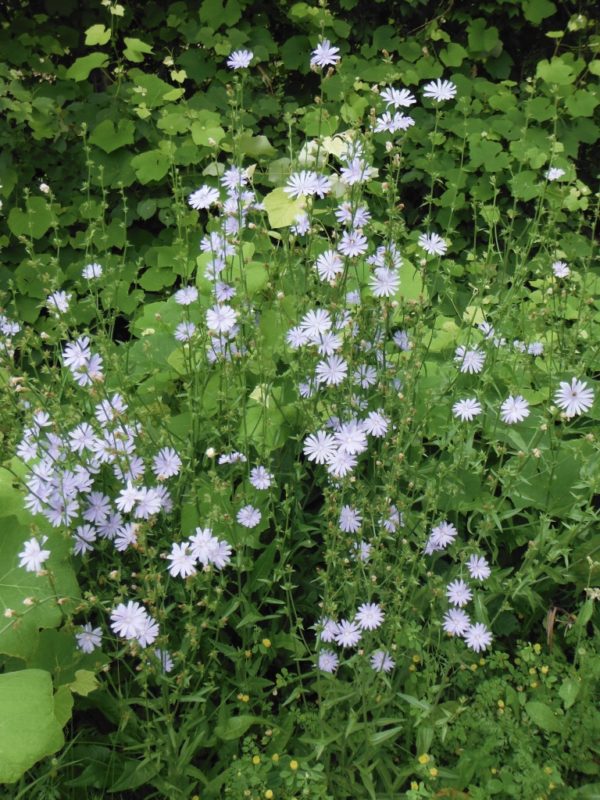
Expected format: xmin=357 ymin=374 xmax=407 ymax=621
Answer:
xmin=0 ymin=669 xmax=65 ymax=784
xmin=0 ymin=0 xmax=599 ymax=797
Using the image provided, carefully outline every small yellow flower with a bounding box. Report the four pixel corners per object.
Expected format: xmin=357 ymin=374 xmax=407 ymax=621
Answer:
xmin=412 ymin=654 xmax=421 ymax=663
xmin=531 ymin=681 xmax=538 ymax=688
xmin=418 ymin=753 xmax=430 ymax=765
xmin=429 ymin=767 xmax=438 ymax=777
xmin=541 ymin=665 xmax=549 ymax=674
xmin=290 ymin=759 xmax=299 ymax=771
xmin=265 ymin=791 xmax=274 ymax=799
xmin=408 ymin=664 xmax=416 ymax=672
xmin=271 ymin=753 xmax=280 ymax=763
xmin=533 ymin=643 xmax=542 ymax=654
xmin=262 ymin=638 xmax=272 ymax=648
xmin=497 ymin=700 xmax=505 ymax=708
xmin=529 ymin=667 xmax=537 ymax=675
xmin=470 ymin=663 xmax=478 ymax=671
xmin=252 ymin=755 xmax=261 ymax=765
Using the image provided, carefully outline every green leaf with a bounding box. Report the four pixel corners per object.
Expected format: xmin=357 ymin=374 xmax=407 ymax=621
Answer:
xmin=510 ymin=170 xmax=540 ymax=201
xmin=68 ymin=669 xmax=98 ymax=697
xmin=440 ymin=43 xmax=468 ymax=67
xmin=191 ymin=112 xmax=225 ymax=147
xmin=66 ymin=52 xmax=109 ymax=81
xmin=522 ymin=0 xmax=556 ymax=24
xmin=263 ymin=187 xmax=305 ymax=228
xmin=558 ymin=677 xmax=580 ymax=709
xmin=215 ymin=714 xmax=265 ymax=741
xmin=89 ymin=119 xmax=135 ymax=153
xmin=7 ymin=197 xmax=53 ymax=240
xmin=467 ymin=18 xmax=502 ymax=56
xmin=536 ymin=57 xmax=575 ymax=85
xmin=0 ymin=669 xmax=65 ymax=783
xmin=0 ymin=510 xmax=79 ymax=660
xmin=131 ymin=150 xmax=170 ymax=184
xmin=236 ymin=133 xmax=276 ymax=159
xmin=123 ymin=37 xmax=153 ymax=63
xmin=84 ymin=24 xmax=111 ymax=46
xmin=53 ymin=685 xmax=74 ymax=728
xmin=525 ymin=701 xmax=562 ymax=733
xmin=565 ymin=89 xmax=599 ymax=118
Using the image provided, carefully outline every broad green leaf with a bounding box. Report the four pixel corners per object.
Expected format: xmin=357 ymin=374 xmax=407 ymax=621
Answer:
xmin=510 ymin=170 xmax=540 ymax=201
xmin=559 ymin=677 xmax=580 ymax=709
xmin=440 ymin=43 xmax=468 ymax=67
xmin=236 ymin=133 xmax=276 ymax=158
xmin=89 ymin=119 xmax=135 ymax=153
xmin=215 ymin=714 xmax=265 ymax=741
xmin=536 ymin=57 xmax=575 ymax=85
xmin=525 ymin=701 xmax=562 ymax=732
xmin=68 ymin=669 xmax=99 ymax=697
xmin=66 ymin=52 xmax=108 ymax=81
xmin=85 ymin=24 xmax=111 ymax=46
xmin=7 ymin=197 xmax=53 ymax=239
xmin=522 ymin=0 xmax=556 ymax=23
xmin=123 ymin=37 xmax=153 ymax=63
xmin=131 ymin=150 xmax=170 ymax=184
xmin=263 ymin=187 xmax=304 ymax=228
xmin=191 ymin=112 xmax=226 ymax=147
xmin=0 ymin=515 xmax=79 ymax=660
xmin=0 ymin=669 xmax=65 ymax=783
xmin=565 ymin=89 xmax=599 ymax=118
xmin=467 ymin=18 xmax=502 ymax=56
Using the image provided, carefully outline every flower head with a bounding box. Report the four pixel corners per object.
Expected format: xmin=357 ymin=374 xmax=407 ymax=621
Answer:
xmin=500 ymin=395 xmax=530 ymax=424
xmin=318 ymin=649 xmax=339 ymax=673
xmin=188 ymin=185 xmax=220 ymax=209
xmin=76 ymin=623 xmax=102 ymax=653
xmin=422 ymin=79 xmax=457 ymax=102
xmin=464 ymin=622 xmax=492 ymax=652
xmin=226 ymin=49 xmax=253 ymax=70
xmin=552 ymin=260 xmax=570 ymax=278
xmin=310 ymin=39 xmax=340 ymax=69
xmin=446 ymin=579 xmax=472 ymax=607
xmin=442 ymin=608 xmax=471 ymax=636
xmin=454 ymin=346 xmax=485 ymax=374
xmin=380 ymin=86 xmax=416 ymax=109
xmin=18 ymin=535 xmax=50 ymax=572
xmin=554 ymin=378 xmax=594 ymax=418
xmin=370 ymin=650 xmax=395 ymax=672
xmin=334 ymin=619 xmax=362 ymax=648
xmin=418 ymin=232 xmax=447 ymax=256
xmin=237 ymin=504 xmax=262 ymax=528
xmin=356 ymin=602 xmax=384 ymax=631
xmin=467 ymin=554 xmax=491 ymax=581
xmin=452 ymin=398 xmax=482 ymax=422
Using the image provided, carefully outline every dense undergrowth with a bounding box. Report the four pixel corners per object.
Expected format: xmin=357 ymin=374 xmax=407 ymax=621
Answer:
xmin=1 ymin=1 xmax=600 ymax=798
